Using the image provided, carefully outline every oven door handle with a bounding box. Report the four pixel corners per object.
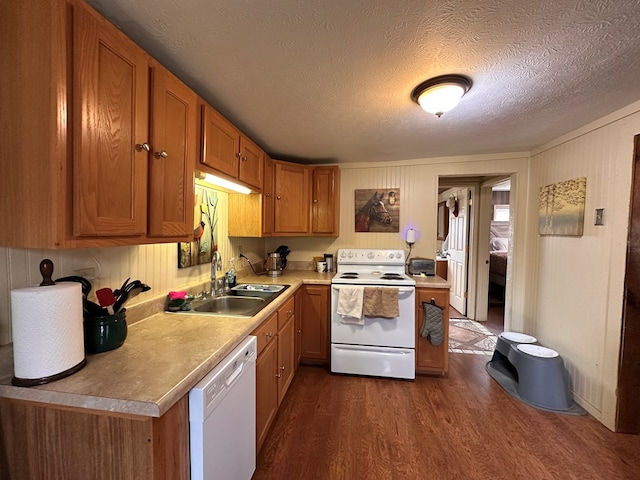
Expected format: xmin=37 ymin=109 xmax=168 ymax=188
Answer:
xmin=331 ymin=286 xmax=415 ymax=294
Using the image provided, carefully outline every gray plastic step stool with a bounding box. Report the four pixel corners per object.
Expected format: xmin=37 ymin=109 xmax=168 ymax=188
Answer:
xmin=487 ymin=333 xmax=584 ymax=414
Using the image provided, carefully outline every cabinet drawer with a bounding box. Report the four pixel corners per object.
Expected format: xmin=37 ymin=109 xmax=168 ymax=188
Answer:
xmin=252 ymin=312 xmax=278 ymax=356
xmin=277 ymin=296 xmax=295 ymax=330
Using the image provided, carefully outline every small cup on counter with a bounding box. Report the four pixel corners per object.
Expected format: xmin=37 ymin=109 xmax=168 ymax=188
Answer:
xmin=316 ymin=261 xmax=327 ymax=273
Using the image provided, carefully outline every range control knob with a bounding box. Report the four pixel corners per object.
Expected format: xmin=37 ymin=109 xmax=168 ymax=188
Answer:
xmin=339 ymin=252 xmax=347 ymax=259
xmin=367 ymin=252 xmax=375 ymax=259
xmin=347 ymin=252 xmax=354 ymax=258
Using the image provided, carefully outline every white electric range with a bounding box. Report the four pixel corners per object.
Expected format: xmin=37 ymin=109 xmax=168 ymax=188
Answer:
xmin=330 ymin=249 xmax=416 ymax=379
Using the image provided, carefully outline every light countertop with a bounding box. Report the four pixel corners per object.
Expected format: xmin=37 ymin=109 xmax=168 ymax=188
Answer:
xmin=412 ymin=274 xmax=450 ymax=288
xmin=0 ymin=269 xmax=448 ymax=418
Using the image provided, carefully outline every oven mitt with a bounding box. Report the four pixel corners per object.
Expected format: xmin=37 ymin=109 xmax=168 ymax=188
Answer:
xmin=420 ymin=301 xmax=444 ymax=346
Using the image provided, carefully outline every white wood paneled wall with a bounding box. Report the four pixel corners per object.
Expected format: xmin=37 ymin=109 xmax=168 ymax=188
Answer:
xmin=526 ymin=105 xmax=640 ymax=429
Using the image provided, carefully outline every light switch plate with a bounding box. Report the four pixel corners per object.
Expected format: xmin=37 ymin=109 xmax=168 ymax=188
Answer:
xmin=595 ymin=208 xmax=605 ymax=225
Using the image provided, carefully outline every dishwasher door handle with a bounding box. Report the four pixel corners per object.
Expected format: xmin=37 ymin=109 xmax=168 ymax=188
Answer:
xmin=225 ymin=361 xmax=244 ymax=386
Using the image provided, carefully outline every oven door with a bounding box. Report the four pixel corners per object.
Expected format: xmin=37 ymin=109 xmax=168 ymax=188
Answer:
xmin=330 ymin=285 xmax=415 ymax=348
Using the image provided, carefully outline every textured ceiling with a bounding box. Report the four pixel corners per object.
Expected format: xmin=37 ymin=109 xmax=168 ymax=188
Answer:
xmin=86 ymin=0 xmax=640 ymax=164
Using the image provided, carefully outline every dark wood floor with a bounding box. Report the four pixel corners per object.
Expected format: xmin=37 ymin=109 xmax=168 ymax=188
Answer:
xmin=254 ymin=355 xmax=640 ymax=479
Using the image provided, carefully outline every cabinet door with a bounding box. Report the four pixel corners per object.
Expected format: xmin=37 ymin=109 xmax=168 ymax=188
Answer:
xmin=311 ymin=166 xmax=340 ymax=235
xmin=148 ymin=65 xmax=196 ymax=238
xmin=277 ymin=315 xmax=296 ymax=405
xmin=415 ymin=288 xmax=450 ymax=375
xmin=200 ymin=104 xmax=240 ymax=178
xmin=73 ymin=6 xmax=149 ymax=237
xmin=300 ymin=285 xmax=329 ymax=364
xmin=294 ymin=288 xmax=303 ymax=367
xmin=262 ymin=156 xmax=275 ymax=235
xmin=238 ymin=136 xmax=263 ymax=190
xmin=256 ymin=339 xmax=278 ymax=453
xmin=274 ymin=161 xmax=310 ymax=233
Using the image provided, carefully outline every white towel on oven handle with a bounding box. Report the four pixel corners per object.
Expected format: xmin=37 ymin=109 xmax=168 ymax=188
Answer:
xmin=336 ymin=286 xmax=364 ymax=324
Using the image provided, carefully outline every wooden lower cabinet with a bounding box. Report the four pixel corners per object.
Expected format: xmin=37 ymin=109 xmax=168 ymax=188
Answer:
xmin=415 ymin=287 xmax=450 ymax=375
xmin=277 ymin=315 xmax=295 ymax=404
xmin=255 ymin=326 xmax=279 ymax=453
xmin=299 ymin=284 xmax=330 ymax=365
xmin=253 ymin=295 xmax=296 ymax=453
xmin=0 ymin=395 xmax=190 ymax=480
xmin=436 ymin=259 xmax=448 ymax=280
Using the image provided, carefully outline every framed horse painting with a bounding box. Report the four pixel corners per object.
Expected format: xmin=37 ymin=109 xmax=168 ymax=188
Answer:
xmin=354 ymin=189 xmax=400 ymax=232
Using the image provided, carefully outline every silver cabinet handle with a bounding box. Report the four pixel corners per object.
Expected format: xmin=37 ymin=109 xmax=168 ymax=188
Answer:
xmin=241 ymin=156 xmax=248 ymax=161
xmin=135 ymin=143 xmax=150 ymax=152
xmin=276 ymin=373 xmax=281 ymax=378
xmin=155 ymin=150 xmax=168 ymax=159
xmin=280 ymin=366 xmax=285 ymax=371
xmin=313 ymin=199 xmax=318 ymax=203
xmin=276 ymin=196 xmax=281 ymax=200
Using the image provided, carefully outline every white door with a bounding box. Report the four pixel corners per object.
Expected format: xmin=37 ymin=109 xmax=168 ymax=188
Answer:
xmin=448 ymin=188 xmax=469 ymax=314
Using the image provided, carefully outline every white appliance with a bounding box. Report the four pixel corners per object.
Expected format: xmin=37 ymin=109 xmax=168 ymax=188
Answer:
xmin=331 ymin=248 xmax=416 ymax=379
xmin=189 ymin=336 xmax=257 ymax=480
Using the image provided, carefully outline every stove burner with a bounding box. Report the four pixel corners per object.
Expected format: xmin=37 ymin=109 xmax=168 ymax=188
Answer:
xmin=340 ymin=274 xmax=359 ymax=279
xmin=342 ymin=272 xmax=359 ymax=276
xmin=381 ymin=274 xmax=404 ymax=280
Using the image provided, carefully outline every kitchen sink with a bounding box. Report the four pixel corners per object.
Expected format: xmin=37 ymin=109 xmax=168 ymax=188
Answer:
xmin=231 ymin=284 xmax=286 ymax=297
xmin=193 ymin=296 xmax=266 ymax=316
xmin=169 ymin=284 xmax=289 ymax=317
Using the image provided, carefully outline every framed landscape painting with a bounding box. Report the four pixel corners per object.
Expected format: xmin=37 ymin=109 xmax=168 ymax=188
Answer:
xmin=538 ymin=177 xmax=586 ymax=236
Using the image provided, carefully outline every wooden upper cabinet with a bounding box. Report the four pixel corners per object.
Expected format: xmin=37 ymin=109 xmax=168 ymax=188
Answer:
xmin=273 ymin=161 xmax=311 ymax=234
xmin=200 ymin=103 xmax=240 ymax=178
xmin=262 ymin=156 xmax=275 ymax=235
xmin=311 ymin=166 xmax=340 ymax=236
xmin=147 ymin=65 xmax=196 ymax=238
xmin=72 ymin=4 xmax=149 ymax=238
xmin=239 ymin=136 xmax=264 ymax=190
xmin=2 ymin=0 xmax=197 ymax=248
xmin=200 ymin=103 xmax=263 ymax=191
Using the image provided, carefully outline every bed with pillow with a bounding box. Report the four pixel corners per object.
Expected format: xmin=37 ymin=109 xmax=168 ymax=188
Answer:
xmin=489 ymin=237 xmax=508 ymax=287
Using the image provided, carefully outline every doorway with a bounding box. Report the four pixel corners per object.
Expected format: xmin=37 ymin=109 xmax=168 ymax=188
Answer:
xmin=438 ymin=175 xmax=514 ymax=333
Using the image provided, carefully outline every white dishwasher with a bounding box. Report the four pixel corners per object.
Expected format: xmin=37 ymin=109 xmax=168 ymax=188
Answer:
xmin=189 ymin=335 xmax=257 ymax=480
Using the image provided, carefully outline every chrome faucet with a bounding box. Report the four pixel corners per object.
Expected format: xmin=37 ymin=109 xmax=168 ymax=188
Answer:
xmin=211 ymin=250 xmax=222 ymax=295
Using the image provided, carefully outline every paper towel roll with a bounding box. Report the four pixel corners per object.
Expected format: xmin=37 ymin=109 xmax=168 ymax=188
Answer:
xmin=11 ymin=282 xmax=85 ymax=383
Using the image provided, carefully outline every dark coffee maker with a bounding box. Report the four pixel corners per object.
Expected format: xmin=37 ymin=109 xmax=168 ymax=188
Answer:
xmin=324 ymin=254 xmax=333 ymax=272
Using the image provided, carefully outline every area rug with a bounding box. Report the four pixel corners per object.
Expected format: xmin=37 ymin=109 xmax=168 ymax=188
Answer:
xmin=449 ymin=319 xmax=497 ymax=355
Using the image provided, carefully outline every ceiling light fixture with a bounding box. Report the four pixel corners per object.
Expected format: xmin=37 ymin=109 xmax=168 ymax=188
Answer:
xmin=411 ymin=74 xmax=472 ymax=117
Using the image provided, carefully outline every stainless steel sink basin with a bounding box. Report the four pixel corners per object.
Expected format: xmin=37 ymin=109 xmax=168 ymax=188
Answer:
xmin=193 ymin=295 xmax=266 ymax=316
xmin=168 ymin=283 xmax=289 ymax=317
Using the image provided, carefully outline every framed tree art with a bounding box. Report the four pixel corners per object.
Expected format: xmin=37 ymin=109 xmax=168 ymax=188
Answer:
xmin=538 ymin=177 xmax=586 ymax=236
xmin=178 ymin=185 xmax=218 ymax=268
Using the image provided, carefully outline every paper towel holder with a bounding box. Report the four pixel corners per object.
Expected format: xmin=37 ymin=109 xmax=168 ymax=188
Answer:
xmin=12 ymin=360 xmax=87 ymax=387
xmin=11 ymin=259 xmax=87 ymax=387
xmin=39 ymin=259 xmax=55 ymax=286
